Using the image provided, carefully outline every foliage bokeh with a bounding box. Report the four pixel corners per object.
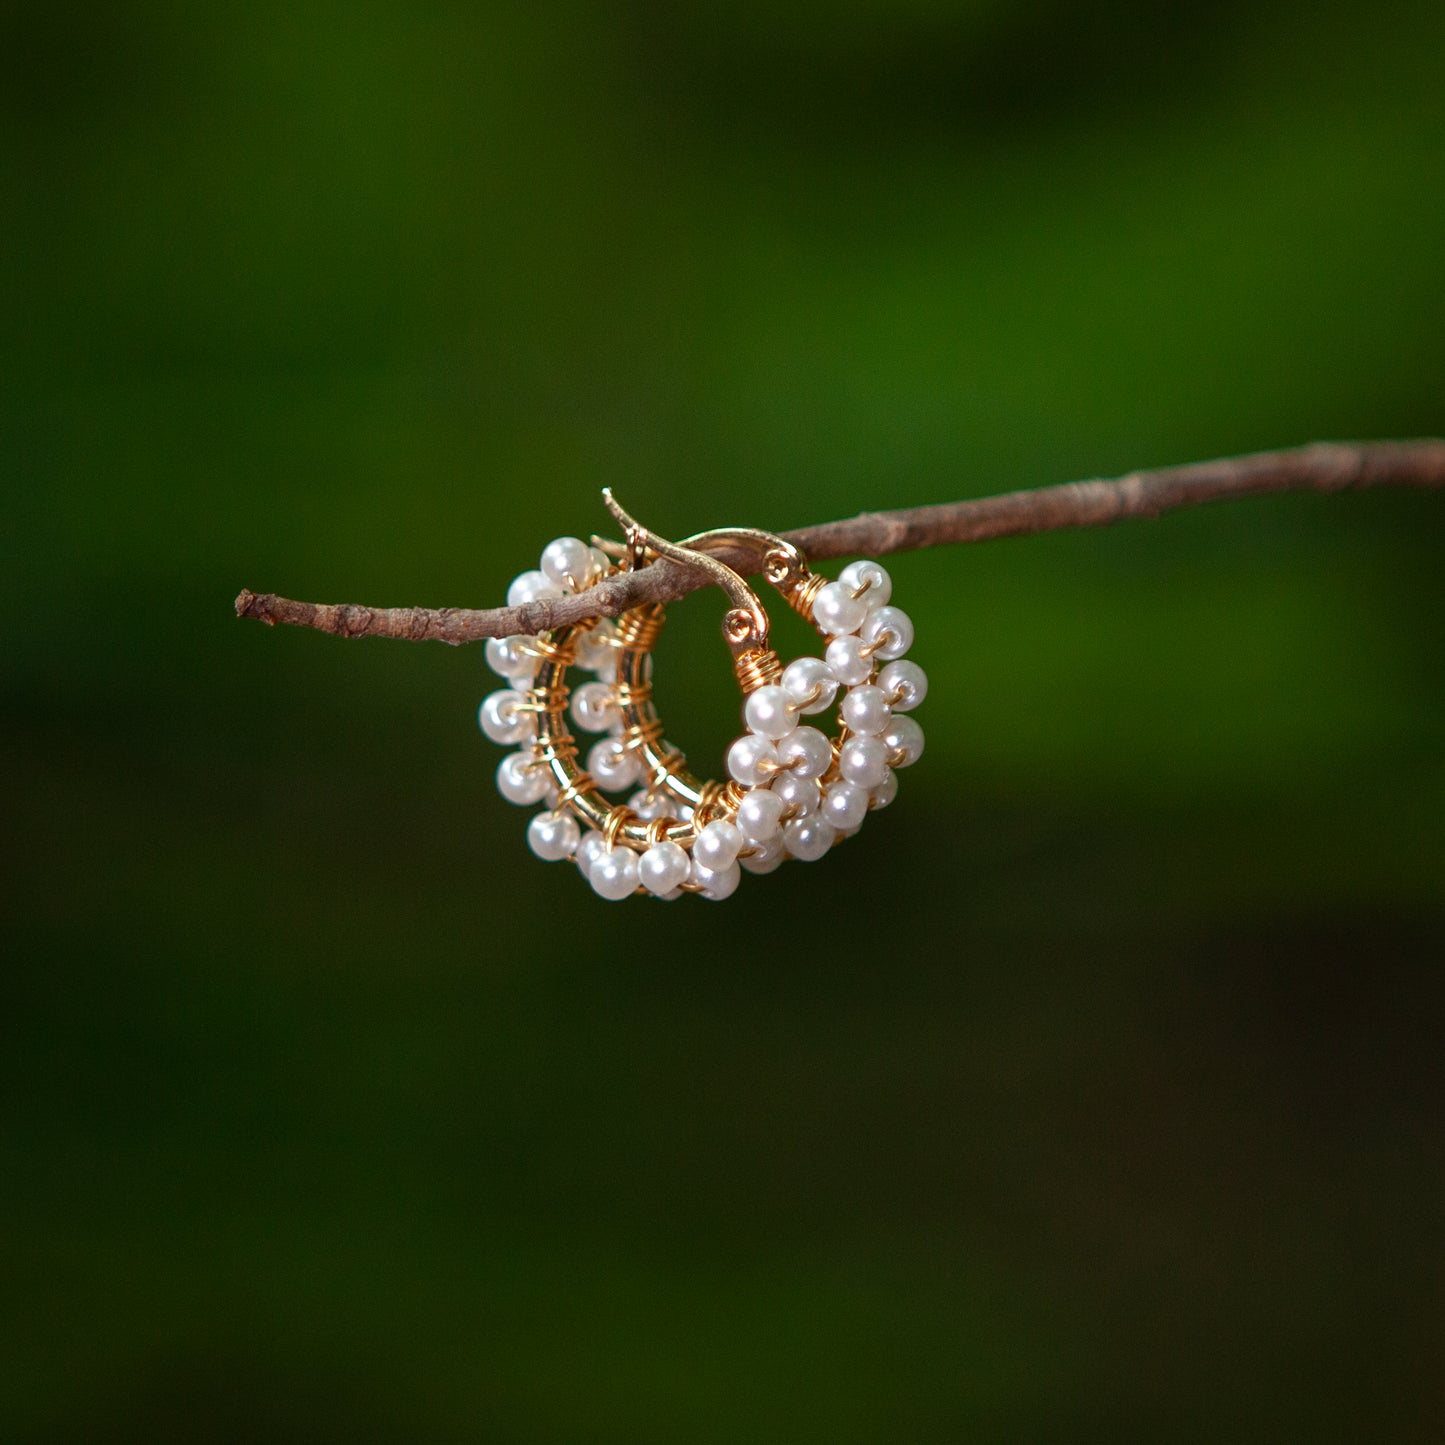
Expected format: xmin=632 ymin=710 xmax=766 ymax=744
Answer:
xmin=3 ymin=1 xmax=1443 ymax=1439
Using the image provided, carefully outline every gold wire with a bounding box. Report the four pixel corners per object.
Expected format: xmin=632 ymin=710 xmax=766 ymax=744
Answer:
xmin=612 ymin=680 xmax=654 ymax=708
xmin=733 ymin=647 xmax=782 ymax=694
xmin=603 ymin=806 xmax=640 ymax=850
xmin=554 ymin=772 xmax=598 ymax=810
xmin=613 ymin=604 xmax=666 ymax=653
xmin=617 ymin=716 xmax=665 ymax=754
xmin=784 ymin=570 xmax=827 ymax=623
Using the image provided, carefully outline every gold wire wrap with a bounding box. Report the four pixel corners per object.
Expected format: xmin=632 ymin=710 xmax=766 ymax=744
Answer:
xmin=733 ymin=647 xmax=782 ymax=694
xmin=782 ymin=570 xmax=827 ymax=623
xmin=603 ymin=806 xmax=640 ymax=849
xmin=613 ymin=604 xmax=667 ymax=653
xmin=554 ymin=772 xmax=597 ymax=810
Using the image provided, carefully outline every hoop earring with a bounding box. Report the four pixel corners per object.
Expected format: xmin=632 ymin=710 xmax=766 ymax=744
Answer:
xmin=479 ymin=494 xmax=926 ymax=900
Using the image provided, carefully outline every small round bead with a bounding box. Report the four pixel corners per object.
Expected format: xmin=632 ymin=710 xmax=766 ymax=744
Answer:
xmin=691 ymin=858 xmax=741 ymax=901
xmin=485 ymin=635 xmax=537 ymax=684
xmin=694 ymin=820 xmax=744 ymax=871
xmin=860 ymin=606 xmax=913 ymax=661
xmin=736 ymin=786 xmax=785 ymax=843
xmin=869 ymin=769 xmax=898 ymax=810
xmin=775 ymin=726 xmax=832 ymax=780
xmin=772 ymin=773 xmax=822 ymax=818
xmin=507 ymin=569 xmax=561 ymax=607
xmin=727 ymin=733 xmax=780 ymax=787
xmin=840 ymin=684 xmax=891 ymax=738
xmin=743 ymin=685 xmax=798 ymax=740
xmin=574 ymin=621 xmax=617 ymax=676
xmin=589 ymin=845 xmax=640 ymax=900
xmin=812 ymin=580 xmax=868 ymax=636
xmin=587 ymin=737 xmax=641 ymax=791
xmin=570 ymin=680 xmax=618 ymax=733
xmin=539 ymin=536 xmax=594 ymax=591
xmin=739 ymin=836 xmax=787 ymax=874
xmin=638 ymin=840 xmax=690 ymax=895
xmin=822 ymin=780 xmax=869 ymax=833
xmin=881 ymin=715 xmax=925 ymax=767
xmin=527 ymin=810 xmax=580 ymax=861
xmin=783 ymin=816 xmax=836 ymax=862
xmin=838 ymin=735 xmax=890 ymax=790
xmin=627 ymin=788 xmax=672 ymax=822
xmin=838 ymin=559 xmax=892 ymax=609
xmin=876 ymin=659 xmax=927 ymax=712
xmin=588 ymin=546 xmax=613 ymax=582
xmin=575 ymin=831 xmax=607 ymax=877
xmin=825 ymin=635 xmax=874 ymax=687
xmin=496 ymin=751 xmax=552 ymax=805
xmin=780 ymin=656 xmax=839 ymax=715
xmin=479 ymin=689 xmax=533 ymax=746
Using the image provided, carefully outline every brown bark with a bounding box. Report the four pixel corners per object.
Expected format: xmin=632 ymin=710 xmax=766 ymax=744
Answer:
xmin=235 ymin=439 xmax=1445 ymax=645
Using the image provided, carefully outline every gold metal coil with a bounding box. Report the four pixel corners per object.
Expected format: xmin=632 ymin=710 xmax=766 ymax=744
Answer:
xmin=618 ymin=715 xmax=665 ymax=754
xmin=613 ymin=680 xmax=653 ymax=709
xmin=613 ymin=604 xmax=666 ymax=653
xmin=517 ymin=685 xmax=571 ymax=714
xmin=644 ymin=815 xmax=676 ymax=847
xmin=533 ymin=741 xmax=580 ymax=772
xmin=603 ymin=806 xmax=639 ymax=850
xmin=646 ymin=748 xmax=688 ymax=787
xmin=554 ymin=772 xmax=597 ymax=809
xmin=733 ymin=647 xmax=782 ymax=694
xmin=783 ymin=569 xmax=827 ymax=623
xmin=521 ymin=633 xmax=579 ymax=665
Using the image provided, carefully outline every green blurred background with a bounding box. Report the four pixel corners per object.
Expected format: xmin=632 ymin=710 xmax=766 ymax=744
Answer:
xmin=4 ymin=0 xmax=1444 ymax=1439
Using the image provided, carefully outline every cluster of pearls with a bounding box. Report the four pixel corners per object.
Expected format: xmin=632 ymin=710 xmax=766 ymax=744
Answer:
xmin=724 ymin=560 xmax=924 ymax=871
xmin=478 ymin=539 xmax=924 ymax=901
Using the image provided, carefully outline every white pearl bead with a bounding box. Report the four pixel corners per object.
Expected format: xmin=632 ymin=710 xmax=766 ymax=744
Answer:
xmin=840 ymin=684 xmax=891 ymax=737
xmin=527 ymin=810 xmax=579 ymax=861
xmin=780 ymin=656 xmax=838 ymax=715
xmin=739 ymin=836 xmax=786 ymax=874
xmin=860 ymin=606 xmax=913 ymax=661
xmin=590 ymin=845 xmax=640 ymax=900
xmin=822 ymin=780 xmax=869 ymax=832
xmin=876 ymin=659 xmax=927 ymax=712
xmin=783 ymin=816 xmax=836 ymax=862
xmin=727 ymin=733 xmax=780 ymax=787
xmin=772 ymin=773 xmax=822 ymax=818
xmin=869 ymin=769 xmax=898 ymax=809
xmin=694 ymin=820 xmax=743 ymax=871
xmin=638 ymin=840 xmax=689 ymax=895
xmin=574 ymin=621 xmax=617 ymax=676
xmin=691 ymin=857 xmax=741 ymax=901
xmin=825 ymin=635 xmax=874 ymax=687
xmin=774 ymin=726 xmax=832 ymax=780
xmin=587 ymin=737 xmax=641 ymax=791
xmin=627 ymin=788 xmax=672 ymax=822
xmin=575 ymin=831 xmax=607 ymax=877
xmin=838 ymin=735 xmax=889 ymax=790
xmin=743 ymin=685 xmax=797 ymax=740
xmin=478 ymin=689 xmax=533 ymax=746
xmin=485 ymin=635 xmax=537 ymax=684
xmin=736 ymin=786 xmax=785 ymax=843
xmin=881 ymin=715 xmax=925 ymax=767
xmin=838 ymin=559 xmax=892 ymax=609
xmin=812 ymin=580 xmax=868 ymax=636
xmin=588 ymin=545 xmax=613 ymax=582
xmin=507 ymin=570 xmax=561 ymax=607
xmin=570 ymin=680 xmax=618 ymax=733
xmin=496 ymin=751 xmax=552 ymax=805
xmin=539 ymin=536 xmax=594 ymax=591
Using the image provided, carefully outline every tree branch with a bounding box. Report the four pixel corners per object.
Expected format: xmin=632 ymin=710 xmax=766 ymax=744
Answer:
xmin=235 ymin=439 xmax=1445 ymax=645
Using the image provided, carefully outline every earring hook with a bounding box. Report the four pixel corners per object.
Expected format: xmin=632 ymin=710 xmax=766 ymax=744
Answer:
xmin=600 ymin=489 xmax=772 ymax=656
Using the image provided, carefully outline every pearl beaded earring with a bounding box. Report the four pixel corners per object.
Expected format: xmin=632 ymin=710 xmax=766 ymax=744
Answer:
xmin=478 ymin=494 xmax=925 ymax=900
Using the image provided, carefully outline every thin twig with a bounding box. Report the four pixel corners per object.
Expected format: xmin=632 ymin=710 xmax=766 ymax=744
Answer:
xmin=235 ymin=439 xmax=1445 ymax=645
